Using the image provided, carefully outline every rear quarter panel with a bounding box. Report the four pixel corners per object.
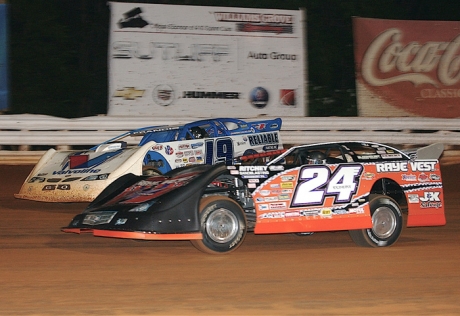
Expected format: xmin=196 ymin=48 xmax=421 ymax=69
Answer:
xmin=251 ymin=159 xmax=445 ymax=234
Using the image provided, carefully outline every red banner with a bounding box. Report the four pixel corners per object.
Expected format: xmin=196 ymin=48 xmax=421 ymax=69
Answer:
xmin=353 ymin=17 xmax=460 ymax=118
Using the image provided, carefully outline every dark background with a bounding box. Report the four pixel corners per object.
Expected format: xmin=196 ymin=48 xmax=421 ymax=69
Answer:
xmin=6 ymin=0 xmax=460 ymax=118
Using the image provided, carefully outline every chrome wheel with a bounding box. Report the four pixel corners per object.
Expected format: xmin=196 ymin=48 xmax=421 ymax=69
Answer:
xmin=205 ymin=208 xmax=239 ymax=244
xmin=372 ymin=206 xmax=397 ymax=239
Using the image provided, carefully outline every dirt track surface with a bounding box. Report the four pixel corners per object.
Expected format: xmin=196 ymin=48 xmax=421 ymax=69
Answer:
xmin=1 ymin=162 xmax=459 ymax=316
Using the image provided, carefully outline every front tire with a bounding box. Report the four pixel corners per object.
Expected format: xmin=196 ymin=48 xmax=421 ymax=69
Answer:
xmin=191 ymin=196 xmax=247 ymax=254
xmin=349 ymin=195 xmax=403 ymax=247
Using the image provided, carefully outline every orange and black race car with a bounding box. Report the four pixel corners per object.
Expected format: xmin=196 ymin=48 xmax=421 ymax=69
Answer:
xmin=62 ymin=141 xmax=446 ymax=254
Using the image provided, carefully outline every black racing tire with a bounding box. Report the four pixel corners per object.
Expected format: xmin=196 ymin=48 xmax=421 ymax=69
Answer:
xmin=349 ymin=195 xmax=403 ymax=247
xmin=191 ymin=196 xmax=247 ymax=254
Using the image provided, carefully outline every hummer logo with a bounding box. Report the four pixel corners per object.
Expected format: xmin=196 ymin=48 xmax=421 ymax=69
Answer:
xmin=113 ymin=87 xmax=145 ymax=100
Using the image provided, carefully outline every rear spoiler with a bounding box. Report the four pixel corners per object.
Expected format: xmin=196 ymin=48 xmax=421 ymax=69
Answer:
xmin=404 ymin=143 xmax=444 ymax=160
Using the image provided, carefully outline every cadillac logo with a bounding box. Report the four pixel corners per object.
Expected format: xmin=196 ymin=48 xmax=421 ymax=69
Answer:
xmin=152 ymin=84 xmax=175 ymax=106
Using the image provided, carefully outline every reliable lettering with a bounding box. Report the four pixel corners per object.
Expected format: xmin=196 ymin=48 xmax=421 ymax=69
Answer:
xmin=247 ymin=132 xmax=279 ymax=146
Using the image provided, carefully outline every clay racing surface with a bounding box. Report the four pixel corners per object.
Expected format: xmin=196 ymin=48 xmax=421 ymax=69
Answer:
xmin=1 ymin=161 xmax=459 ymax=315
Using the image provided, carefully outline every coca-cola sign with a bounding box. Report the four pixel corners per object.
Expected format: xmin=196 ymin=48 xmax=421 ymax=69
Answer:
xmin=353 ymin=17 xmax=460 ymax=118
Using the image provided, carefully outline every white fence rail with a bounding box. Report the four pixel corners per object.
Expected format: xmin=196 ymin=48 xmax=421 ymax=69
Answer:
xmin=1 ymin=114 xmax=459 ymax=147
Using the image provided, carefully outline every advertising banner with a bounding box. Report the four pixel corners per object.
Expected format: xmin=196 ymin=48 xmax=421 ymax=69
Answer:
xmin=108 ymin=2 xmax=306 ymax=117
xmin=353 ymin=17 xmax=460 ymax=118
xmin=0 ymin=4 xmax=8 ymax=111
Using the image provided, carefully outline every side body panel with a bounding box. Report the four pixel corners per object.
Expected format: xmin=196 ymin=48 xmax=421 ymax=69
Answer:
xmin=251 ymin=159 xmax=445 ymax=234
xmin=15 ymin=142 xmax=156 ymax=202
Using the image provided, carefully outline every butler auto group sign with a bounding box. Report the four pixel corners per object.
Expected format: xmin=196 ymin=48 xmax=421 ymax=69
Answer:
xmin=353 ymin=17 xmax=460 ymax=118
xmin=108 ymin=2 xmax=305 ymax=117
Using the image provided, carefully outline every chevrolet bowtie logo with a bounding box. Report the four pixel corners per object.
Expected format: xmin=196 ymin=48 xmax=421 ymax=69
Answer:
xmin=113 ymin=87 xmax=145 ymax=100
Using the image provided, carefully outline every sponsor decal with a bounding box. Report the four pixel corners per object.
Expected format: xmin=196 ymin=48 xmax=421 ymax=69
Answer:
xmin=348 ymin=207 xmax=365 ymax=214
xmin=357 ymin=154 xmax=380 ymax=160
xmin=320 ymin=208 xmax=332 ymax=217
xmin=113 ymin=87 xmax=145 ymax=100
xmin=402 ymin=174 xmax=417 ymax=181
xmin=260 ymin=212 xmax=285 ymax=219
xmin=258 ymin=204 xmax=269 ymax=211
xmin=42 ymin=185 xmax=56 ymax=191
xmin=281 ymin=182 xmax=294 ymax=189
xmin=299 ymin=210 xmax=319 ymax=217
xmin=285 ymin=211 xmax=300 ymax=218
xmin=430 ymin=174 xmax=441 ymax=181
xmin=176 ymin=151 xmax=184 ymax=158
xmin=53 ymin=169 xmax=101 ymax=175
xmin=362 ymin=172 xmax=375 ymax=180
xmin=269 ymin=165 xmax=284 ymax=171
xmin=278 ymin=194 xmax=290 ymax=200
xmin=376 ymin=161 xmax=437 ymax=173
xmin=280 ymin=89 xmax=296 ymax=106
xmin=281 ymin=175 xmax=296 ymax=182
xmin=183 ymin=91 xmax=240 ymax=99
xmin=249 ymin=87 xmax=269 ymax=108
xmin=239 ymin=165 xmax=269 ymax=177
xmin=191 ymin=142 xmax=203 ymax=149
xmin=269 ymin=202 xmax=287 ymax=210
xmin=408 ymin=194 xmax=419 ymax=203
xmin=418 ymin=173 xmax=429 ymax=182
xmin=178 ymin=144 xmax=191 ymax=150
xmin=420 ymin=191 xmax=442 ymax=208
xmin=263 ymin=145 xmax=279 ymax=151
xmin=270 ymin=183 xmax=280 ymax=188
xmin=248 ymin=178 xmax=260 ymax=183
xmin=247 ymin=132 xmax=279 ymax=146
xmin=152 ymin=84 xmax=175 ymax=106
xmin=260 ymin=190 xmax=271 ymax=196
xmin=333 ymin=209 xmax=348 ymax=215
xmin=264 ymin=196 xmax=278 ymax=202
xmin=381 ymin=154 xmax=403 ymax=159
xmin=189 ymin=157 xmax=196 ymax=163
xmin=165 ymin=145 xmax=174 ymax=155
xmin=152 ymin=145 xmax=163 ymax=151
xmin=115 ymin=218 xmax=128 ymax=225
xmin=253 ymin=123 xmax=266 ymax=130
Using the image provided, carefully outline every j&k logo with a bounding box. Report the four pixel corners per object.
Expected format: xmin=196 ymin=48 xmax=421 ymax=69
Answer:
xmin=420 ymin=192 xmax=440 ymax=202
xmin=419 ymin=191 xmax=442 ymax=209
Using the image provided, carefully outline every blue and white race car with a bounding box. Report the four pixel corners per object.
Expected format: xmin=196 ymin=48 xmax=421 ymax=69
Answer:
xmin=15 ymin=118 xmax=283 ymax=202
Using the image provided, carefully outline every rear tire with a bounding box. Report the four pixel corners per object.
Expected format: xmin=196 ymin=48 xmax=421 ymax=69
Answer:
xmin=191 ymin=196 xmax=247 ymax=254
xmin=349 ymin=195 xmax=403 ymax=247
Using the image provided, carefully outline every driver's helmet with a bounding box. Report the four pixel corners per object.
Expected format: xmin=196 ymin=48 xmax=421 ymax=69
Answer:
xmin=189 ymin=127 xmax=207 ymax=139
xmin=305 ymin=151 xmax=326 ymax=164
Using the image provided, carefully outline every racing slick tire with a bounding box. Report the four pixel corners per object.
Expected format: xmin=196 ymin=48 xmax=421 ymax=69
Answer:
xmin=349 ymin=195 xmax=403 ymax=247
xmin=191 ymin=196 xmax=247 ymax=254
